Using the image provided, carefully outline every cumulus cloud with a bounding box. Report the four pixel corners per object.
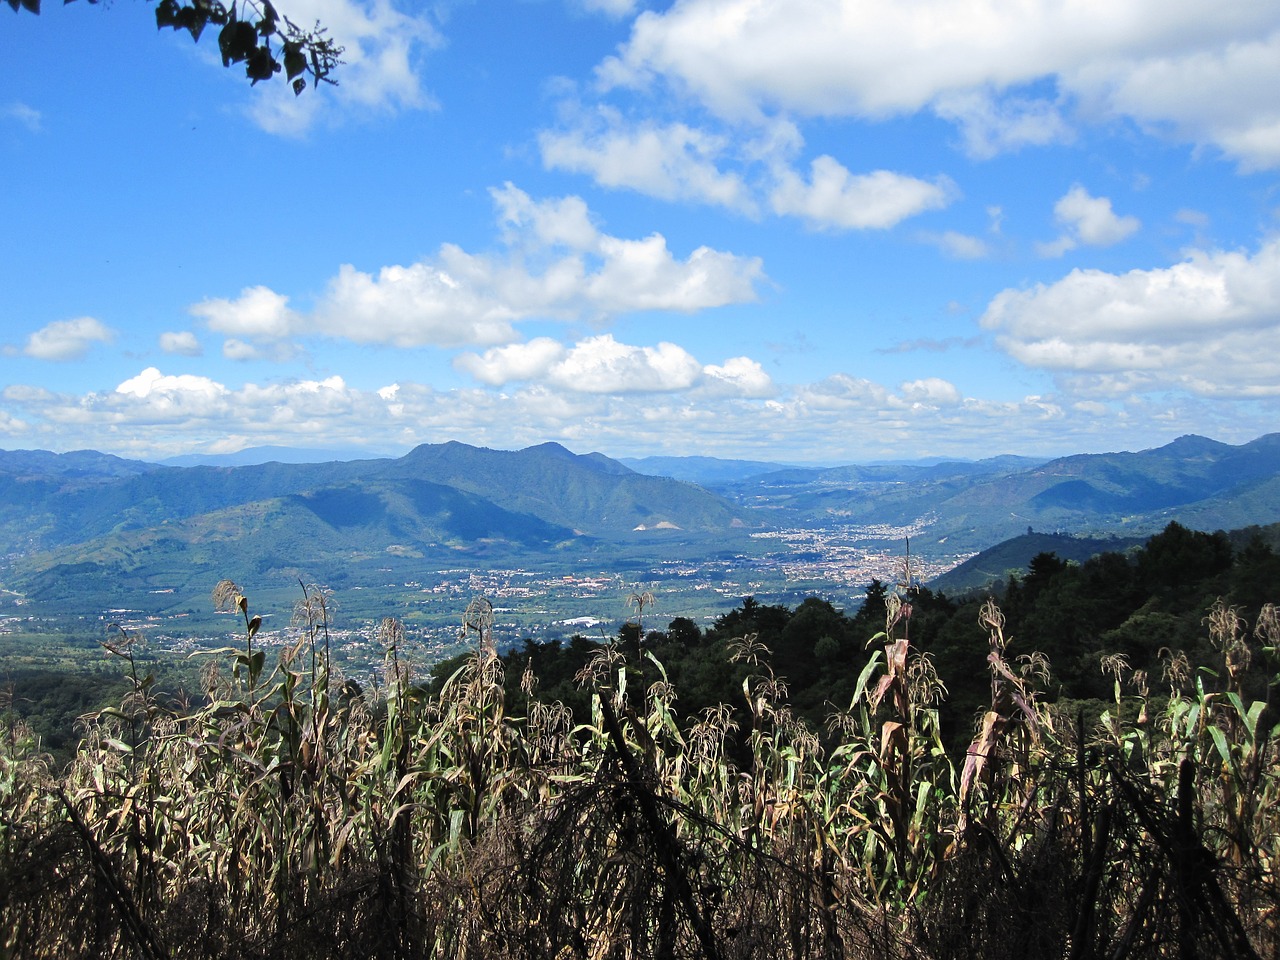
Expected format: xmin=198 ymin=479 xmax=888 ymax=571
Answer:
xmin=245 ymin=0 xmax=442 ymax=136
xmin=159 ymin=331 xmax=203 ymax=356
xmin=982 ymin=238 xmax=1280 ymax=395
xmin=1037 ymin=185 xmax=1141 ymax=257
xmin=187 ymin=186 xmax=762 ymax=351
xmin=316 ymin=257 xmax=524 ymax=348
xmin=117 ymin=368 xmax=229 ymax=407
xmin=540 ymin=107 xmax=753 ymax=211
xmin=21 ymin=317 xmax=116 ymax=360
xmin=454 ymin=338 xmax=568 ymax=386
xmin=539 ymin=109 xmax=955 ymax=231
xmin=191 ymin=285 xmax=300 ymax=339
xmin=600 ymin=0 xmax=1280 ymax=166
xmin=548 ymin=336 xmax=703 ymax=393
xmin=702 ymin=356 xmax=775 ymax=397
xmin=769 ymin=157 xmax=955 ymax=230
xmin=53 ymin=367 xmax=375 ymax=439
xmin=900 ymin=377 xmax=962 ymax=406
xmin=457 ymin=335 xmax=776 ymax=397
xmin=492 ymin=184 xmax=600 ymax=251
xmin=3 ymin=359 xmax=1272 ymax=462
xmin=1067 ymin=30 xmax=1280 ymax=170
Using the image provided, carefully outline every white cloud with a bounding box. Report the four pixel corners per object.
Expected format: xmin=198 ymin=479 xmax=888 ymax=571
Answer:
xmin=1067 ymin=30 xmax=1280 ymax=170
xmin=769 ymin=157 xmax=954 ymax=230
xmin=1037 ymin=185 xmax=1141 ymax=257
xmin=457 ymin=336 xmax=775 ymax=397
xmin=601 ymin=0 xmax=1280 ymax=165
xmin=539 ymin=107 xmax=753 ymax=211
xmin=116 ymin=368 xmax=230 ymax=413
xmin=316 ymin=257 xmax=524 ymax=348
xmin=578 ymin=0 xmax=638 ymax=16
xmin=22 ymin=317 xmax=116 ymax=360
xmin=982 ymin=238 xmax=1280 ymax=395
xmin=3 ymin=102 xmax=42 ymax=132
xmin=159 ymin=331 xmax=203 ymax=356
xmin=459 ymin=334 xmax=702 ymax=393
xmin=933 ymin=89 xmax=1073 ymax=158
xmin=587 ymin=234 xmax=762 ymax=312
xmin=797 ymin=374 xmax=893 ymax=411
xmin=538 ymin=108 xmax=955 ymax=232
xmin=702 ymin=356 xmax=774 ymax=397
xmin=4 ymin=360 xmax=1274 ymax=463
xmin=921 ymin=230 xmax=990 ymax=260
xmin=549 ymin=335 xmax=703 ymax=393
xmin=192 ymin=285 xmax=300 ymax=339
xmin=245 ymin=0 xmax=442 ymax=136
xmin=900 ymin=377 xmax=962 ymax=406
xmin=454 ymin=338 xmax=568 ymax=386
xmin=186 ymin=186 xmax=763 ymax=351
xmin=223 ymin=338 xmax=262 ymax=361
xmin=492 ymin=183 xmax=600 ymax=251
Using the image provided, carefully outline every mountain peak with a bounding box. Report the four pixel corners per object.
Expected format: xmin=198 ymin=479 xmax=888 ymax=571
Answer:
xmin=1157 ymin=435 xmax=1230 ymax=458
xmin=523 ymin=441 xmax=575 ymax=458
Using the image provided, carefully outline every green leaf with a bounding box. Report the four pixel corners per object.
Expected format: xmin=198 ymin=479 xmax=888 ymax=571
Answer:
xmin=155 ymin=0 xmax=179 ymax=29
xmin=852 ymin=649 xmax=884 ymax=707
xmin=1245 ymin=699 xmax=1266 ymax=740
xmin=1209 ymin=725 xmax=1232 ymax=766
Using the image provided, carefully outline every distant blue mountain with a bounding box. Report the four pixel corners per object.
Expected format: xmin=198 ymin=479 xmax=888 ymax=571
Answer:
xmin=158 ymin=445 xmax=402 ymax=467
xmin=617 ymin=455 xmax=804 ymax=485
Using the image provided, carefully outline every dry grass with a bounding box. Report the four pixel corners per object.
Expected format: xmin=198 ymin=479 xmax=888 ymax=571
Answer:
xmin=2 ymin=584 xmax=1278 ymax=959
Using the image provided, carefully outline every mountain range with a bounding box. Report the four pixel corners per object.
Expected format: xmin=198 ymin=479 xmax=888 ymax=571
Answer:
xmin=713 ymin=433 xmax=1280 ymax=552
xmin=2 ymin=432 xmax=1279 ymax=615
xmin=0 ymin=441 xmax=747 ymax=610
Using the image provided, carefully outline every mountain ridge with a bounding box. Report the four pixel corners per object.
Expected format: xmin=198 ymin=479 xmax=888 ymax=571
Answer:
xmin=3 ymin=432 xmax=1280 ymax=616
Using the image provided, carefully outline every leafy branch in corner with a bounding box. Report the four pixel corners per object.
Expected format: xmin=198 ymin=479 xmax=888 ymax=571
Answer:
xmin=8 ymin=0 xmax=344 ymax=95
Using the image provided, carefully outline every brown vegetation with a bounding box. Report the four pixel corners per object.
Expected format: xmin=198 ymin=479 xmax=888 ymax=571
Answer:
xmin=2 ymin=579 xmax=1278 ymax=958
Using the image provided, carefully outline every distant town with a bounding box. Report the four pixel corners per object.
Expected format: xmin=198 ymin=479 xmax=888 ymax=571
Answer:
xmin=0 ymin=519 xmax=972 ymax=676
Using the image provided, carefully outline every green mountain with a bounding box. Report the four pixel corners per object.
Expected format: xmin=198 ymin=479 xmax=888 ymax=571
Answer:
xmin=927 ymin=532 xmax=1148 ymax=595
xmin=379 ymin=441 xmax=743 ymax=535
xmin=4 ymin=433 xmax=1280 ymax=618
xmin=734 ymin=434 xmax=1280 ymax=552
xmin=0 ymin=441 xmax=753 ymax=610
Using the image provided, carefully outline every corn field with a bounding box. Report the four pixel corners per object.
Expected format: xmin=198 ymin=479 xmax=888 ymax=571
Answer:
xmin=2 ymin=581 xmax=1278 ymax=959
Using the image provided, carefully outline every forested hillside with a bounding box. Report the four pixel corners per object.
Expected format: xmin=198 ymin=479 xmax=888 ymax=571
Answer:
xmin=475 ymin=521 xmax=1280 ymax=754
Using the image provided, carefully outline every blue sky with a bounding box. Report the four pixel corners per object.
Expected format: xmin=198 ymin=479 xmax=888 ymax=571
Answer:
xmin=3 ymin=0 xmax=1279 ymax=463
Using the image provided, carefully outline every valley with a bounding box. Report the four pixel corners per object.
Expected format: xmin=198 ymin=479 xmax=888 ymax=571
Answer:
xmin=3 ymin=431 xmax=1280 ymax=672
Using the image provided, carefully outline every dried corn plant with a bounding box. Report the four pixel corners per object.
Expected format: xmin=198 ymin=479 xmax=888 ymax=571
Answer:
xmin=2 ymin=580 xmax=1279 ymax=960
